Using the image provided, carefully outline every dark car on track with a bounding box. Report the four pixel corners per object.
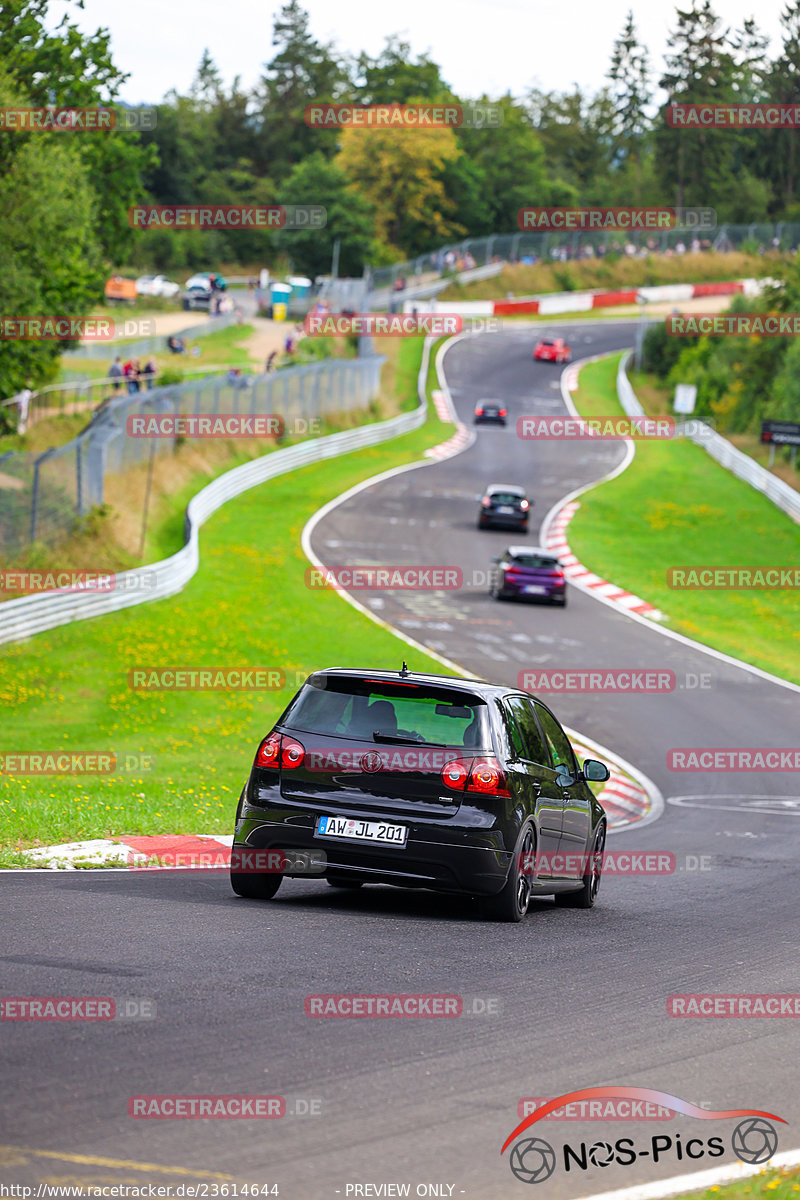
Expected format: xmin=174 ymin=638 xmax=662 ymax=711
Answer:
xmin=490 ymin=546 xmax=568 ymax=606
xmin=230 ymin=666 xmax=609 ymax=922
xmin=474 ymin=402 xmax=507 ymax=426
xmin=478 ymin=484 xmax=530 ymax=531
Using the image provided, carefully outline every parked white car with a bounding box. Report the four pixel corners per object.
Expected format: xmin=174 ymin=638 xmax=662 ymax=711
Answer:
xmin=135 ymin=274 xmax=180 ymax=299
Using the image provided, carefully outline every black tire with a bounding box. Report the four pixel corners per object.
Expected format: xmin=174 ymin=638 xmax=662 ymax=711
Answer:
xmin=477 ymin=518 xmax=488 ymax=529
xmin=230 ymin=870 xmax=282 ymax=900
xmin=482 ymin=824 xmax=536 ymax=923
xmin=554 ymin=823 xmax=605 ymax=909
xmin=326 ymin=873 xmax=364 ymax=889
xmin=489 ymin=577 xmax=507 ymax=601
xmin=554 ymin=594 xmax=567 ymax=607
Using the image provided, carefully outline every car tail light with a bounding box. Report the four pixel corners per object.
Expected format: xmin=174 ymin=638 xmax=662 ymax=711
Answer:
xmin=441 ymin=759 xmax=469 ymax=789
xmin=481 ymin=496 xmax=491 ymax=507
xmin=281 ymin=737 xmax=305 ymax=768
xmin=499 ymin=408 xmax=507 ymax=417
xmin=255 ymin=732 xmax=281 ymax=768
xmin=551 ymin=570 xmax=566 ymax=582
xmin=520 ymin=499 xmax=529 ymax=511
xmin=475 ymin=407 xmax=484 ymax=416
xmin=441 ymin=756 xmax=510 ymax=797
xmin=255 ymin=733 xmax=305 ymax=769
xmin=467 ymin=758 xmax=511 ymax=796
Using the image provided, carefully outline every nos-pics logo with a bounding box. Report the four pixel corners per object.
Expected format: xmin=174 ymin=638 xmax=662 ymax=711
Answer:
xmin=501 ymin=1087 xmax=784 ymax=1185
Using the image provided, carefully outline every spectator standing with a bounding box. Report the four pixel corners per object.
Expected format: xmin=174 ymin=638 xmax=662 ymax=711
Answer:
xmin=15 ymin=381 xmax=32 ymax=434
xmin=142 ymin=358 xmax=157 ymax=390
xmin=108 ymin=357 xmax=123 ymax=392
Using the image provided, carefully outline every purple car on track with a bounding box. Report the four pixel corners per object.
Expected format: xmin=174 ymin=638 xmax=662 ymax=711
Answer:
xmin=489 ymin=546 xmax=567 ymax=606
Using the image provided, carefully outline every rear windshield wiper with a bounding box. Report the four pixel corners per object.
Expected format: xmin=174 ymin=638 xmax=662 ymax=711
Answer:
xmin=371 ymin=731 xmax=447 ymax=746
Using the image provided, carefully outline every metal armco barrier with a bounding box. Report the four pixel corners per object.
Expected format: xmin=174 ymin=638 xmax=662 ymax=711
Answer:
xmin=0 ymin=342 xmax=434 ymax=647
xmin=617 ymin=351 xmax=800 ymax=524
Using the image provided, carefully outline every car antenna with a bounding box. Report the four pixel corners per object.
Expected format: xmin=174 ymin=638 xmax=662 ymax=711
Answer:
xmin=400 ymin=661 xmax=409 ymax=677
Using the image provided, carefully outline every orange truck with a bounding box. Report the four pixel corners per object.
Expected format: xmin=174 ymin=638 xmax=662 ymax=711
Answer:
xmin=104 ymin=276 xmax=138 ymax=303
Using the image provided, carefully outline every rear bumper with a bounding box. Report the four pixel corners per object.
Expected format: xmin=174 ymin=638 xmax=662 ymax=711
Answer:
xmin=482 ymin=513 xmax=528 ymax=526
xmin=233 ymin=812 xmax=513 ymax=896
xmin=503 ymin=581 xmax=565 ymax=599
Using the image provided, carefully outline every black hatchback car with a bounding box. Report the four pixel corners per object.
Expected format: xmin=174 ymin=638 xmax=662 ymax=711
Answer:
xmin=474 ymin=402 xmax=507 ymax=425
xmin=230 ymin=667 xmax=609 ymax=922
xmin=478 ymin=484 xmax=531 ymax=531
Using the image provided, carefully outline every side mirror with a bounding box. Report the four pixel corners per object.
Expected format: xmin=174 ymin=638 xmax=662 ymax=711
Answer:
xmin=583 ymin=758 xmax=610 ymax=783
xmin=556 ymin=763 xmax=575 ymax=792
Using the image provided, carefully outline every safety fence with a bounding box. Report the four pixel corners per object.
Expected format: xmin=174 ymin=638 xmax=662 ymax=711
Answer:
xmin=0 ymin=340 xmax=433 ymax=647
xmin=365 ymin=223 xmax=800 ymax=295
xmin=0 ymin=355 xmax=384 ymax=559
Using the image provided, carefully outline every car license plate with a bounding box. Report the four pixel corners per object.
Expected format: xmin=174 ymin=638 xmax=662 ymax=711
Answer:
xmin=316 ymin=815 xmax=407 ymax=845
xmin=498 ymin=505 xmax=514 ymax=513
xmin=524 ymin=584 xmax=546 ymax=594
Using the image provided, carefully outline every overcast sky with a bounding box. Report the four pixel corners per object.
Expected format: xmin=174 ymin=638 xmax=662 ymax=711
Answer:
xmin=53 ymin=0 xmax=788 ymax=106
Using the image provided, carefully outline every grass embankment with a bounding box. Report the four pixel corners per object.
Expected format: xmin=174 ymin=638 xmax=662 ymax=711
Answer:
xmin=567 ymin=355 xmax=800 ymax=684
xmin=441 ymin=251 xmax=774 ymax=301
xmin=58 ymin=322 xmax=261 ymax=385
xmin=628 ymin=367 xmax=800 ymax=490
xmin=0 ymin=337 xmax=407 ymax=589
xmin=680 ymin=1166 xmax=800 ymax=1198
xmin=0 ymin=337 xmax=458 ymax=863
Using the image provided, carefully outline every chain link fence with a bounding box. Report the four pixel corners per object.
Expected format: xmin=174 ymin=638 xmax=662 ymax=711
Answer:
xmin=0 ymin=355 xmax=384 ymax=557
xmin=365 ymin=223 xmax=800 ymax=294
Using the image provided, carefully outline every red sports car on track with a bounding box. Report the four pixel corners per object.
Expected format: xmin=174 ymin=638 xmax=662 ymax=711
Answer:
xmin=533 ymin=337 xmax=571 ymax=363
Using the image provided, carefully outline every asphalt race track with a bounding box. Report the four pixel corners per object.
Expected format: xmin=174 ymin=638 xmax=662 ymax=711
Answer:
xmin=2 ymin=319 xmax=799 ymax=1199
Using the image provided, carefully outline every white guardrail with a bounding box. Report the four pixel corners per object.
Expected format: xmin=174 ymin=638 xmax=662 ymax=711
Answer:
xmin=0 ymin=345 xmax=432 ymax=647
xmin=618 ymin=351 xmax=800 ymax=524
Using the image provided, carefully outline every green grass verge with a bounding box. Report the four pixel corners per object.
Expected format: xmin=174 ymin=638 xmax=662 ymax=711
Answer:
xmin=680 ymin=1165 xmax=800 ymax=1198
xmin=0 ymin=338 xmax=457 ymax=863
xmin=567 ymin=355 xmax=800 ymax=684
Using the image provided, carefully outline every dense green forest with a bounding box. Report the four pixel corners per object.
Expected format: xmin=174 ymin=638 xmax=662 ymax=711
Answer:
xmin=5 ymin=0 xmax=800 ymax=400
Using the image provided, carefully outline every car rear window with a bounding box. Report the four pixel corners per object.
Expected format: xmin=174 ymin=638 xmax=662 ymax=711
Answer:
xmin=511 ymin=554 xmax=558 ymax=568
xmin=540 ymin=339 xmax=555 ymax=346
xmin=489 ymin=492 xmax=522 ymax=504
xmin=281 ymin=678 xmax=491 ymax=748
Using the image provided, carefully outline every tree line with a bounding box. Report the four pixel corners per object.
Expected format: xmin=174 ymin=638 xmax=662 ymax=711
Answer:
xmin=4 ymin=0 xmax=800 ymax=394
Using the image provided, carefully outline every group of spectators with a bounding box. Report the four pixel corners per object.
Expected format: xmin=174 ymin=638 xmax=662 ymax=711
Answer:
xmin=108 ymin=356 xmax=158 ymax=393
